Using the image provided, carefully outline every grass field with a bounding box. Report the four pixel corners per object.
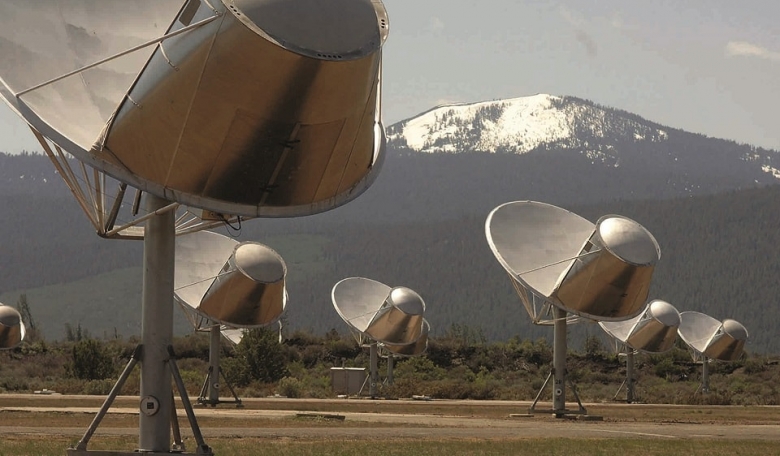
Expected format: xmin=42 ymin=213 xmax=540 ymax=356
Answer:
xmin=0 ymin=396 xmax=778 ymax=455
xmin=0 ymin=435 xmax=777 ymax=456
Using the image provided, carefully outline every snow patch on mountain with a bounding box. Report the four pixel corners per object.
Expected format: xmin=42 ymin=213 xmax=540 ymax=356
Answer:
xmin=387 ymin=94 xmax=669 ymax=155
xmin=761 ymin=164 xmax=780 ymax=179
xmin=397 ymin=94 xmax=571 ymax=153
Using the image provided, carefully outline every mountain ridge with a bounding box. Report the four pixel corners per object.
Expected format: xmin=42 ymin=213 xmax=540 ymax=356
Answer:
xmin=388 ymin=94 xmax=668 ymax=156
xmin=387 ymin=93 xmax=771 ymax=159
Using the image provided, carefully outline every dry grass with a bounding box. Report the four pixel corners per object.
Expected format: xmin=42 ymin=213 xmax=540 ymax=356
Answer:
xmin=0 ymin=435 xmax=777 ymax=456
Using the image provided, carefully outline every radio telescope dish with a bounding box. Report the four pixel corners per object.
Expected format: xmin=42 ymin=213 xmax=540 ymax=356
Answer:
xmin=600 ymin=300 xmax=680 ymax=403
xmin=174 ymin=231 xmax=287 ymax=328
xmin=600 ymin=300 xmax=680 ymax=354
xmin=678 ymin=312 xmax=748 ymax=362
xmin=174 ymin=230 xmax=288 ymax=409
xmin=0 ymin=0 xmax=389 ymax=218
xmin=486 ymin=200 xmax=661 ymax=418
xmin=332 ymin=277 xmax=427 ymax=397
xmin=0 ymin=304 xmax=25 ymax=350
xmin=486 ymin=201 xmax=660 ymax=322
xmin=332 ymin=278 xmax=426 ymax=346
xmin=678 ymin=311 xmax=747 ymax=393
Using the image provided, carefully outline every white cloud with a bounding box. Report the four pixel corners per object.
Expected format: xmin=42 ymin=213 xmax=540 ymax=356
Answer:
xmin=725 ymin=41 xmax=780 ymax=61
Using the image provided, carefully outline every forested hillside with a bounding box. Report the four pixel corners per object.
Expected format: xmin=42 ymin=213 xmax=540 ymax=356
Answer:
xmin=3 ymin=183 xmax=780 ymax=353
xmin=275 ymin=185 xmax=780 ymax=355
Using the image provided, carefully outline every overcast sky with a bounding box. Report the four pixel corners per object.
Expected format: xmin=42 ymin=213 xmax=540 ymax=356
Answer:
xmin=1 ymin=0 xmax=778 ymax=153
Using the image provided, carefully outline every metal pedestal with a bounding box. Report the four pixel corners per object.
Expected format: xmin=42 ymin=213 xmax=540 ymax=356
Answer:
xmin=68 ymin=195 xmax=212 ymax=455
xmin=369 ymin=341 xmax=379 ymax=398
xmin=697 ymin=357 xmax=711 ymax=394
xmin=197 ymin=325 xmax=242 ymax=407
xmin=358 ymin=341 xmax=380 ymax=398
xmin=528 ymin=308 xmax=587 ymax=417
xmin=614 ymin=351 xmax=637 ymax=403
xmin=385 ymin=353 xmax=394 ymax=386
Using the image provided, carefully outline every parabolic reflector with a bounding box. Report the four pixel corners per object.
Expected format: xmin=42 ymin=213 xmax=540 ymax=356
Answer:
xmin=0 ymin=0 xmax=389 ymax=217
xmin=678 ymin=311 xmax=748 ymax=361
xmin=332 ymin=277 xmax=426 ymax=346
xmin=599 ymin=300 xmax=680 ymax=353
xmin=174 ymin=230 xmax=287 ymax=328
xmin=0 ymin=304 xmax=25 ymax=350
xmin=485 ymin=201 xmax=660 ymax=321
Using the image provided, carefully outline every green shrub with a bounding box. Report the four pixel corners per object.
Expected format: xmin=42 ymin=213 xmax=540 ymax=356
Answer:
xmin=652 ymin=357 xmax=688 ymax=381
xmin=743 ymin=356 xmax=767 ymax=374
xmin=425 ymin=339 xmax=458 ymax=368
xmin=394 ymin=356 xmax=446 ymax=382
xmin=82 ymin=379 xmax=114 ymax=395
xmin=223 ymin=328 xmax=288 ymax=387
xmin=325 ymin=338 xmax=361 ymax=361
xmin=428 ymin=378 xmax=473 ymax=399
xmin=299 ymin=344 xmax=329 ymax=368
xmin=277 ymin=376 xmax=304 ymax=398
xmin=69 ymin=339 xmax=116 ymax=380
xmin=382 ymin=377 xmax=421 ymax=398
xmin=172 ymin=334 xmax=211 ymax=360
xmin=522 ymin=338 xmax=553 ymax=366
xmin=0 ymin=376 xmax=29 ymax=392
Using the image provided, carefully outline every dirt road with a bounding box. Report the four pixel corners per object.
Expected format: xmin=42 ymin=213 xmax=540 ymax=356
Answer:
xmin=0 ymin=396 xmax=778 ymax=441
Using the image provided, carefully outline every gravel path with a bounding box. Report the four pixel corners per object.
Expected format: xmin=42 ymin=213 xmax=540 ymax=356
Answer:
xmin=0 ymin=404 xmax=778 ymax=441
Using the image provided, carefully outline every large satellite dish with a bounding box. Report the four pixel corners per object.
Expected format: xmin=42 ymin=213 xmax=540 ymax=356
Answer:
xmin=174 ymin=230 xmax=287 ymax=407
xmin=678 ymin=311 xmax=748 ymax=394
xmin=486 ymin=201 xmax=660 ymax=322
xmin=0 ymin=1 xmax=390 ymax=454
xmin=600 ymin=299 xmax=680 ymax=354
xmin=332 ymin=277 xmax=429 ymax=397
xmin=0 ymin=304 xmax=25 ymax=350
xmin=333 ymin=278 xmax=426 ymax=346
xmin=485 ymin=201 xmax=660 ymax=417
xmin=174 ymin=230 xmax=287 ymax=328
xmin=599 ymin=299 xmax=680 ymax=403
xmin=678 ymin=311 xmax=748 ymax=362
xmin=0 ymin=0 xmax=388 ymax=218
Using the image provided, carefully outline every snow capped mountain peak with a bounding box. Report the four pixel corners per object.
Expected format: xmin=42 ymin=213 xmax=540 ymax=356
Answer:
xmin=386 ymin=94 xmax=669 ymax=156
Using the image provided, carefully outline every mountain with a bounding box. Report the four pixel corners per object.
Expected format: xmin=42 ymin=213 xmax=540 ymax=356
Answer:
xmin=387 ymin=94 xmax=776 ymax=166
xmin=387 ymin=94 xmax=670 ymax=156
xmin=320 ymin=94 xmax=779 ymax=225
xmin=2 ymin=94 xmax=780 ymax=352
